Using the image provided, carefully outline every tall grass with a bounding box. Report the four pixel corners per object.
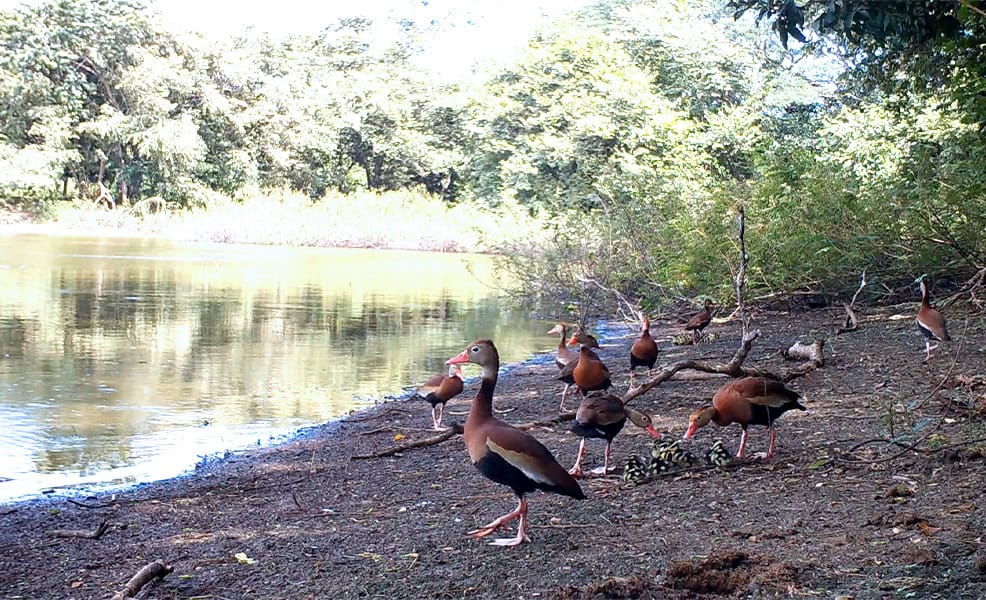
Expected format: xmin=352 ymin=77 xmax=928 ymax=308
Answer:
xmin=20 ymin=189 xmax=545 ymax=254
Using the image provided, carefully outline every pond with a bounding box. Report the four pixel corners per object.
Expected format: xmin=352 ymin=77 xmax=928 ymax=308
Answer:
xmin=0 ymin=234 xmax=556 ymax=501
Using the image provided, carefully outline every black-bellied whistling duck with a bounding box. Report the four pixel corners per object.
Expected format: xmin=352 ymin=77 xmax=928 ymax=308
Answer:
xmin=567 ymin=330 xmax=611 ymax=397
xmin=630 ymin=315 xmax=658 ymax=382
xmin=447 ymin=340 xmax=585 ymax=546
xmin=684 ymin=377 xmax=805 ymax=460
xmin=549 ymin=322 xmax=577 ymax=410
xmin=548 ymin=322 xmax=578 ymax=369
xmin=916 ymin=276 xmax=951 ymax=362
xmin=556 ymin=329 xmax=601 ymax=411
xmin=568 ymin=391 xmax=661 ymax=477
xmin=684 ymin=299 xmax=715 ymax=343
xmin=414 ymin=364 xmax=464 ymax=430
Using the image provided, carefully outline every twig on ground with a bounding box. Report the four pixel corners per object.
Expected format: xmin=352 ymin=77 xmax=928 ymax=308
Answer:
xmin=110 ymin=560 xmax=173 ymax=600
xmin=49 ymin=519 xmax=110 ymax=540
xmin=351 ymin=423 xmax=463 ymax=459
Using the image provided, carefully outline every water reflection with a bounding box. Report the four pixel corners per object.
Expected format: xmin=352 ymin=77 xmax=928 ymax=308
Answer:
xmin=0 ymin=234 xmax=552 ymax=500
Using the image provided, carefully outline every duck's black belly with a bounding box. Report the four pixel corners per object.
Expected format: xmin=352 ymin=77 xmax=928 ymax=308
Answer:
xmin=749 ymin=402 xmax=801 ymax=427
xmin=473 ymin=453 xmax=539 ymax=496
xmin=571 ymin=419 xmax=626 ymax=441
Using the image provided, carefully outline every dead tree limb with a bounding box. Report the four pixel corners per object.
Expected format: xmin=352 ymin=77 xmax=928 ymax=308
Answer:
xmin=734 ymin=206 xmax=750 ymax=338
xmin=349 ymin=413 xmax=577 ymax=460
xmin=837 ymin=270 xmax=867 ymax=334
xmin=110 ymin=560 xmax=173 ymax=600
xmin=574 ymin=274 xmax=641 ymax=323
xmin=351 ymin=423 xmax=463 ymax=459
xmin=623 ymin=329 xmax=765 ymax=405
xmin=780 ymin=340 xmax=825 ymax=382
xmin=516 ymin=412 xmax=576 ymax=430
xmin=49 ymin=519 xmax=110 ymax=540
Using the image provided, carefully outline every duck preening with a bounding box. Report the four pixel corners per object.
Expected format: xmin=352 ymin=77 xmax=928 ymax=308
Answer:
xmin=447 ymin=339 xmax=585 ymax=546
xmin=569 ymin=391 xmax=661 ymax=477
xmin=684 ymin=299 xmax=715 ymax=344
xmin=916 ymin=276 xmax=951 ymax=362
xmin=629 ymin=315 xmax=658 ymax=382
xmin=415 ymin=364 xmax=465 ymax=429
xmin=684 ymin=377 xmax=806 ymax=460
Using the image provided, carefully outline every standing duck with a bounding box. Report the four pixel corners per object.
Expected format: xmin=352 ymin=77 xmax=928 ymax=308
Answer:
xmin=684 ymin=377 xmax=805 ymax=460
xmin=567 ymin=330 xmax=612 ymax=397
xmin=568 ymin=391 xmax=661 ymax=477
xmin=549 ymin=323 xmax=577 ymax=410
xmin=684 ymin=299 xmax=715 ymax=344
xmin=915 ymin=276 xmax=951 ymax=362
xmin=556 ymin=329 xmax=602 ymax=411
xmin=548 ymin=322 xmax=578 ymax=369
xmin=414 ymin=364 xmax=464 ymax=430
xmin=447 ymin=340 xmax=585 ymax=546
xmin=630 ymin=314 xmax=658 ymax=382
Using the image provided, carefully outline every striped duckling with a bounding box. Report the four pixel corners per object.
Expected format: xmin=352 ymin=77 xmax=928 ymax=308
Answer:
xmin=651 ymin=439 xmax=697 ymax=468
xmin=705 ymin=439 xmax=733 ymax=466
xmin=622 ymin=455 xmax=648 ymax=485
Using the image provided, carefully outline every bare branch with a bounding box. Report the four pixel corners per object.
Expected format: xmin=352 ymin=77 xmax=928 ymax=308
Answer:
xmin=734 ymin=206 xmax=749 ymax=338
xmin=110 ymin=560 xmax=173 ymax=600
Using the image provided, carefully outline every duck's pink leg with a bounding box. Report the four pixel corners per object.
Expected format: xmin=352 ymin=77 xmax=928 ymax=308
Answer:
xmin=568 ymin=438 xmax=587 ymax=477
xmin=489 ymin=497 xmax=531 ymax=546
xmin=736 ymin=429 xmax=749 ymax=458
xmin=468 ymin=496 xmax=525 ymax=539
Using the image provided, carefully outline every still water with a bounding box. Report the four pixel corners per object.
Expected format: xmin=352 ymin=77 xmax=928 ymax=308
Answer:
xmin=0 ymin=234 xmax=554 ymax=501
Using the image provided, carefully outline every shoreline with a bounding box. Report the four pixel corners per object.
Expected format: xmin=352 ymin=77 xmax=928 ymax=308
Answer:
xmin=0 ymin=332 xmax=589 ymax=509
xmin=2 ymin=309 xmax=985 ymax=599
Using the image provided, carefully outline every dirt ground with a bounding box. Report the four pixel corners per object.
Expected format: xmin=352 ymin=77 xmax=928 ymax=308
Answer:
xmin=2 ymin=305 xmax=986 ymax=600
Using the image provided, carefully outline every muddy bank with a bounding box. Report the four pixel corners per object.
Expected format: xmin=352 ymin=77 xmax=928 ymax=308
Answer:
xmin=2 ymin=307 xmax=986 ymax=599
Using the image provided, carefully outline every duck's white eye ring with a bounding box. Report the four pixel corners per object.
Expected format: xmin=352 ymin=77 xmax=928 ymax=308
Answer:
xmin=471 ymin=346 xmax=480 ymax=353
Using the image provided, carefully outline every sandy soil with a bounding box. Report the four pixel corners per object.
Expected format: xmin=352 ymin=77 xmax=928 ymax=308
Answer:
xmin=2 ymin=306 xmax=985 ymax=599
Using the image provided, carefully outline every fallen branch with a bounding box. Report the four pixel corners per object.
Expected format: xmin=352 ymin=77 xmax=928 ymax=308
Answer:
xmin=110 ymin=560 xmax=173 ymax=600
xmin=49 ymin=519 xmax=110 ymax=540
xmin=624 ymin=329 xmax=766 ymax=405
xmin=351 ymin=423 xmax=463 ymax=459
xmin=350 ymin=412 xmax=577 ymax=460
xmin=516 ymin=411 xmax=576 ymax=430
xmin=782 ymin=339 xmax=824 ymax=367
xmin=837 ymin=270 xmax=867 ymax=334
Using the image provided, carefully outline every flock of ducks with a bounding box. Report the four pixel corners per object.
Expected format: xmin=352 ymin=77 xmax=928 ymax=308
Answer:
xmin=410 ymin=279 xmax=952 ymax=546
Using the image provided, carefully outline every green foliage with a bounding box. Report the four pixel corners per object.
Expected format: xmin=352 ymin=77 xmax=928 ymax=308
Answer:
xmin=0 ymin=0 xmax=984 ymax=313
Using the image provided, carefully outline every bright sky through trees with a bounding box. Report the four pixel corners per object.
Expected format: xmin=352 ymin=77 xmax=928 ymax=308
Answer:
xmin=0 ymin=0 xmax=589 ymax=76
xmin=167 ymin=0 xmax=591 ymax=77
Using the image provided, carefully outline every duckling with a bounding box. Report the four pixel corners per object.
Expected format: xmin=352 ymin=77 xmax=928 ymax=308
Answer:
xmin=671 ymin=333 xmax=693 ymax=346
xmin=705 ymin=439 xmax=733 ymax=466
xmin=646 ymin=455 xmax=671 ymax=477
xmin=651 ymin=439 xmax=697 ymax=467
xmin=622 ymin=456 xmax=648 ymax=485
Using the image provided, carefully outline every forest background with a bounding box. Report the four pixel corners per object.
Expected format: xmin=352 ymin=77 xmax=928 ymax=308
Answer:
xmin=1 ymin=0 xmax=984 ymax=312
